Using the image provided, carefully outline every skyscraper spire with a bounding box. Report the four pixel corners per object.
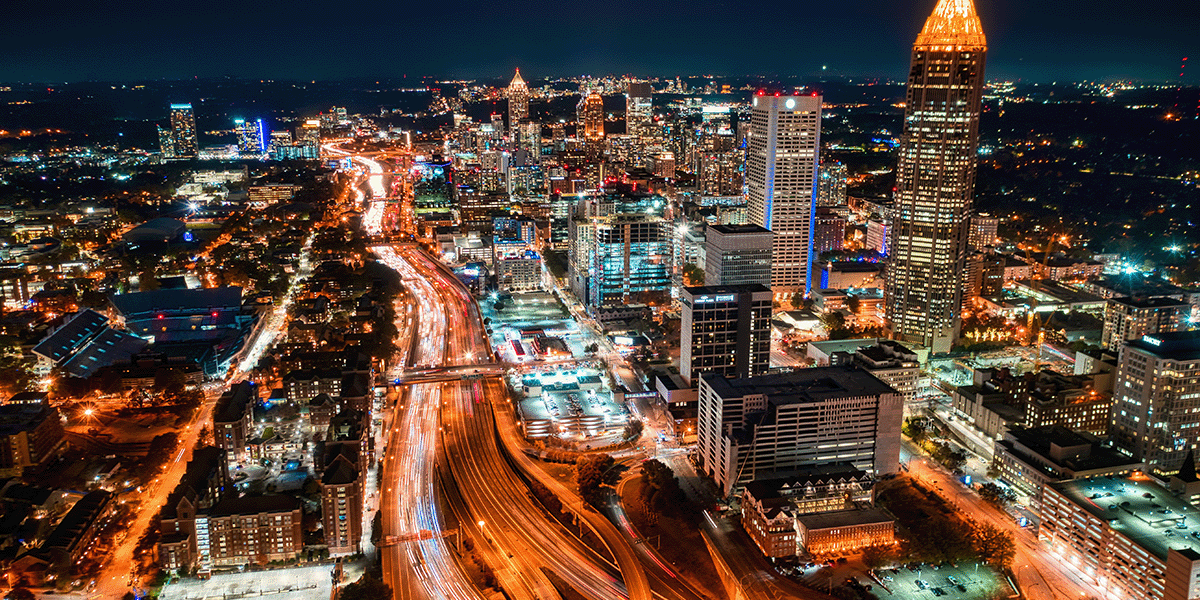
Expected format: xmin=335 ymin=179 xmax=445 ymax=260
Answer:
xmin=510 ymin=68 xmax=526 ymax=87
xmin=507 ymin=68 xmax=529 ymax=128
xmin=915 ymin=0 xmax=987 ymax=48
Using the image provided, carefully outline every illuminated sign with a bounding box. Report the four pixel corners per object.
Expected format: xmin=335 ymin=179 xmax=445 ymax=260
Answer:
xmin=695 ymin=294 xmax=737 ymax=304
xmin=1142 ymin=335 xmax=1162 ymax=347
xmin=614 ymin=336 xmax=635 ymax=346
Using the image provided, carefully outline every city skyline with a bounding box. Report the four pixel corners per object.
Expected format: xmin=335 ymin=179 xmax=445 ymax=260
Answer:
xmin=2 ymin=0 xmax=1197 ymax=84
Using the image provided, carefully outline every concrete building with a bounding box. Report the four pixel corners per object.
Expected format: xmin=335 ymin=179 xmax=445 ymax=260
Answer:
xmin=697 ymin=367 xmax=904 ymax=497
xmin=968 ymin=212 xmax=999 ymax=250
xmin=1101 ymin=296 xmax=1190 ymax=353
xmin=680 ymin=285 xmax=772 ymax=386
xmin=213 ymin=381 xmax=256 ymax=461
xmin=507 ymin=69 xmax=529 ymax=129
xmin=0 ymin=403 xmax=65 ymax=476
xmin=795 ymin=509 xmax=896 ymax=557
xmin=703 ymin=224 xmax=773 ymax=287
xmin=812 ymin=207 xmax=846 ymax=256
xmin=817 ymin=161 xmax=847 ymax=207
xmin=991 ymin=425 xmax=1144 ymax=512
xmin=1041 ymin=474 xmax=1200 ymax=600
xmin=852 ymin=340 xmax=920 ymax=403
xmin=741 ymin=464 xmax=880 ymax=558
xmin=320 ymin=444 xmax=363 ymax=556
xmin=884 ymin=0 xmax=987 ymax=353
xmin=1112 ymin=331 xmax=1200 ymax=476
xmin=746 ymin=93 xmax=822 ymax=297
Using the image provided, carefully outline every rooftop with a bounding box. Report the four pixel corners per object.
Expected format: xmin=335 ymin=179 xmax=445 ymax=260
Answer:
xmin=708 ymin=224 xmax=772 ymax=235
xmin=701 ymin=366 xmax=899 ymax=404
xmin=1125 ymin=330 xmax=1200 ymax=361
xmin=914 ymin=0 xmax=986 ymax=48
xmin=796 ymin=507 xmax=894 ymax=531
xmin=1051 ymin=474 xmax=1200 ymax=561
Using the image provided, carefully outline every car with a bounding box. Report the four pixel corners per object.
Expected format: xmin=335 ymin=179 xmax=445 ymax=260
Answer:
xmin=947 ymin=575 xmax=958 ymax=584
xmin=916 ymin=580 xmax=928 ymax=590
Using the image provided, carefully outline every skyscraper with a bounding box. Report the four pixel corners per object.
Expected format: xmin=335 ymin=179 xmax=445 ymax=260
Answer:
xmin=817 ymin=161 xmax=847 ymax=207
xmin=234 ymin=118 xmax=266 ymax=157
xmin=577 ymin=90 xmax=605 ymax=143
xmin=680 ymin=284 xmax=772 ymax=386
xmin=704 ymin=224 xmax=774 ymax=287
xmin=170 ymin=103 xmax=198 ymax=158
xmin=884 ymin=0 xmax=987 ymax=353
xmin=507 ymin=69 xmax=529 ymax=129
xmin=1111 ymin=331 xmax=1200 ymax=475
xmin=157 ymin=125 xmax=176 ymax=158
xmin=746 ymin=93 xmax=822 ymax=298
xmin=626 ymin=81 xmax=653 ymax=136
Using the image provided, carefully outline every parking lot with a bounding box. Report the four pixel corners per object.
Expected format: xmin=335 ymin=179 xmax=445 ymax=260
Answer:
xmin=159 ymin=562 xmax=363 ymax=600
xmin=795 ymin=561 xmax=1009 ymax=600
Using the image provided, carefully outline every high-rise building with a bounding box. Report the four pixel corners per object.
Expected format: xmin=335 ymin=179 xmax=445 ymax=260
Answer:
xmin=1101 ymin=296 xmax=1190 ymax=352
xmin=578 ymin=90 xmax=605 ymax=143
xmin=516 ymin=120 xmax=541 ymax=158
xmin=626 ymin=81 xmax=653 ymax=135
xmin=170 ymin=103 xmax=198 ymax=158
xmin=680 ymin=284 xmax=772 ymax=386
xmin=234 ymin=118 xmax=266 ymax=157
xmin=703 ymin=224 xmax=773 ymax=287
xmin=567 ymin=184 xmax=671 ymax=309
xmin=817 ymin=161 xmax=848 ymax=207
xmin=157 ymin=125 xmax=176 ymax=158
xmin=865 ymin=217 xmax=889 ymax=255
xmin=968 ymin=212 xmax=1000 ymax=250
xmin=507 ymin=69 xmax=530 ymax=129
xmin=1111 ymin=331 xmax=1200 ymax=476
xmin=884 ymin=0 xmax=987 ymax=354
xmin=746 ymin=94 xmax=822 ymax=297
xmin=697 ymin=367 xmax=904 ymax=496
xmin=812 ymin=207 xmax=846 ymax=256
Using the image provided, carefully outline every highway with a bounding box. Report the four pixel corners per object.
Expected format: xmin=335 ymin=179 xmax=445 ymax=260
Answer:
xmin=375 ymin=244 xmax=480 ymax=600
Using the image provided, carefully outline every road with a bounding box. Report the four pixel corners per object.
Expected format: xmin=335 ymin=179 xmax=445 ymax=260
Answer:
xmin=375 ymin=245 xmax=480 ymax=600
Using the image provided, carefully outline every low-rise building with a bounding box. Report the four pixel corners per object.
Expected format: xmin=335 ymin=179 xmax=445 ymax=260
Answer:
xmin=795 ymin=509 xmax=896 ymax=557
xmin=992 ymin=425 xmax=1144 ymax=512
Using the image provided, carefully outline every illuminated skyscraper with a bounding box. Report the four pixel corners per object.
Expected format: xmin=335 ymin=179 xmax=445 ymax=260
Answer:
xmin=157 ymin=125 xmax=176 ymax=158
xmin=626 ymin=82 xmax=653 ymax=135
xmin=170 ymin=103 xmax=197 ymax=158
xmin=577 ymin=91 xmax=605 ymax=143
xmin=507 ymin=69 xmax=529 ymax=129
xmin=746 ymin=94 xmax=822 ymax=297
xmin=234 ymin=118 xmax=266 ymax=157
xmin=884 ymin=0 xmax=987 ymax=353
xmin=817 ymin=161 xmax=847 ymax=206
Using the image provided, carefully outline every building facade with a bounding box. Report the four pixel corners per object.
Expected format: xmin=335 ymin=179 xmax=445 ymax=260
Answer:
xmin=703 ymin=224 xmax=773 ymax=287
xmin=626 ymin=82 xmax=653 ymax=135
xmin=746 ymin=94 xmax=822 ymax=297
xmin=1101 ymin=296 xmax=1190 ymax=353
xmin=680 ymin=284 xmax=772 ymax=386
xmin=507 ymin=69 xmax=529 ymax=129
xmin=170 ymin=103 xmax=198 ymax=158
xmin=884 ymin=0 xmax=987 ymax=353
xmin=1111 ymin=331 xmax=1200 ymax=476
xmin=697 ymin=368 xmax=904 ymax=496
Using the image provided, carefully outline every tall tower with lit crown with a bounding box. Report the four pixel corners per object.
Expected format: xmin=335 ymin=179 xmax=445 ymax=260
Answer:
xmin=507 ymin=69 xmax=529 ymax=128
xmin=884 ymin=0 xmax=987 ymax=354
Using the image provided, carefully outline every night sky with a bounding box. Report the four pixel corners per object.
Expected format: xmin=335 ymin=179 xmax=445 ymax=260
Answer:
xmin=3 ymin=0 xmax=1197 ymax=83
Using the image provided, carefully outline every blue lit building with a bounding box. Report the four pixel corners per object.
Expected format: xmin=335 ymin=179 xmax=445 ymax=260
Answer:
xmin=568 ymin=183 xmax=672 ymax=309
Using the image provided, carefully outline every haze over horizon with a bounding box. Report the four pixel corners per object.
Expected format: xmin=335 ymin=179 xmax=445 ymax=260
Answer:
xmin=3 ymin=0 xmax=1197 ymax=84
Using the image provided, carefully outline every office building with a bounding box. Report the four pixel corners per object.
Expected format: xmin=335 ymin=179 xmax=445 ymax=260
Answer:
xmin=567 ymin=184 xmax=671 ymax=309
xmin=817 ymin=161 xmax=847 ymax=207
xmin=884 ymin=0 xmax=987 ymax=354
xmin=626 ymin=81 xmax=653 ymax=135
xmin=968 ymin=212 xmax=999 ymax=250
xmin=812 ymin=207 xmax=846 ymax=256
xmin=234 ymin=118 xmax=266 ymax=157
xmin=703 ymin=224 xmax=773 ymax=287
xmin=852 ymin=340 xmax=920 ymax=403
xmin=516 ymin=120 xmax=541 ymax=157
xmin=697 ymin=367 xmax=904 ymax=496
xmin=746 ymin=93 xmax=822 ymax=297
xmin=680 ymin=284 xmax=772 ymax=386
xmin=1101 ymin=296 xmax=1190 ymax=353
xmin=1041 ymin=474 xmax=1200 ymax=600
xmin=1112 ymin=331 xmax=1200 ymax=476
xmin=578 ymin=90 xmax=605 ymax=143
xmin=507 ymin=69 xmax=529 ymax=128
xmin=991 ymin=425 xmax=1143 ymax=512
xmin=170 ymin=103 xmax=198 ymax=158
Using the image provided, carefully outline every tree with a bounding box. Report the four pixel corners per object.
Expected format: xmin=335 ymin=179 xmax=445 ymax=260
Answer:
xmin=640 ymin=459 xmax=686 ymax=514
xmin=822 ymin=311 xmax=847 ymax=333
xmin=623 ymin=419 xmax=644 ymax=441
xmin=682 ymin=263 xmax=704 ymax=287
xmin=575 ymin=454 xmax=615 ymax=506
xmin=338 ymin=575 xmax=392 ymax=600
xmin=370 ymin=511 xmax=383 ymax=546
xmin=845 ymin=295 xmax=861 ymax=315
xmin=862 ymin=544 xmax=895 ymax=570
xmin=5 ymin=588 xmax=36 ymax=600
xmin=972 ymin=522 xmax=1016 ymax=570
xmin=978 ymin=482 xmax=1016 ymax=507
